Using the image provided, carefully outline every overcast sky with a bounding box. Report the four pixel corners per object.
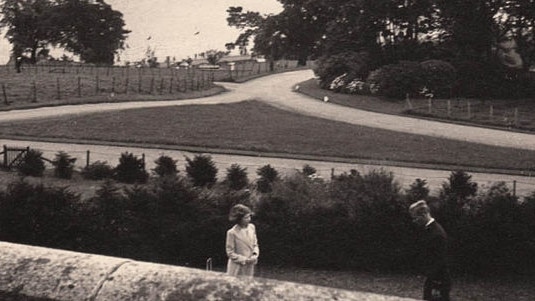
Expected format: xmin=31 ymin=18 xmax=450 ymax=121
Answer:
xmin=0 ymin=0 xmax=282 ymax=64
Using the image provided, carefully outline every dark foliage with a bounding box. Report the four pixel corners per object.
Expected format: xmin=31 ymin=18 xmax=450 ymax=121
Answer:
xmin=256 ymin=164 xmax=279 ymax=193
xmin=367 ymin=61 xmax=424 ymax=99
xmin=224 ymin=164 xmax=249 ymax=190
xmin=0 ymin=179 xmax=80 ymax=249
xmin=1 ymin=168 xmax=533 ymax=275
xmin=114 ymin=152 xmax=148 ymax=184
xmin=314 ymin=51 xmax=373 ymax=89
xmin=153 ymin=155 xmax=178 ymax=178
xmin=81 ymin=161 xmax=114 ymax=180
xmin=17 ymin=149 xmax=45 ymax=177
xmin=52 ymin=151 xmax=76 ymax=179
xmin=185 ymin=154 xmax=218 ymax=187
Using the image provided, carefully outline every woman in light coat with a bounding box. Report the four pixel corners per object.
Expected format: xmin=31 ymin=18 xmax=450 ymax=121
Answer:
xmin=226 ymin=204 xmax=259 ymax=277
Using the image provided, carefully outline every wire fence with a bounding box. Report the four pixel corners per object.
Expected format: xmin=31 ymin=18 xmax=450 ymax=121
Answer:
xmin=0 ymin=59 xmax=310 ymax=107
xmin=407 ymin=97 xmax=535 ymax=130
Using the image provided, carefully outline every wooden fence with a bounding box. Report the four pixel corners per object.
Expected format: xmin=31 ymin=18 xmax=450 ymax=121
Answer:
xmin=0 ymin=59 xmax=305 ymax=106
xmin=407 ymin=97 xmax=534 ymax=130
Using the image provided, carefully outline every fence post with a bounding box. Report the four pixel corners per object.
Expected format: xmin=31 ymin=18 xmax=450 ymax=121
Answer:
xmin=427 ymin=98 xmax=432 ymax=114
xmin=32 ymin=81 xmax=37 ymax=102
xmin=138 ymin=75 xmax=142 ymax=93
xmin=2 ymin=83 xmax=8 ymax=105
xmin=447 ymin=99 xmax=451 ymax=117
xmin=124 ymin=78 xmax=129 ymax=94
xmin=489 ymin=105 xmax=493 ymax=119
xmin=150 ymin=77 xmax=154 ymax=94
xmin=141 ymin=153 xmax=146 ymax=171
xmin=56 ymin=78 xmax=61 ymax=100
xmin=513 ymin=180 xmax=516 ymax=197
xmin=95 ymin=75 xmax=100 ymax=95
xmin=514 ymin=108 xmax=519 ymax=127
xmin=160 ymin=78 xmax=164 ymax=94
xmin=405 ymin=93 xmax=412 ymax=110
xmin=467 ymin=100 xmax=471 ymax=119
xmin=111 ymin=77 xmax=116 ymax=94
xmin=3 ymin=145 xmax=7 ymax=168
xmin=77 ymin=77 xmax=81 ymax=97
xmin=86 ymin=150 xmax=90 ymax=168
xmin=169 ymin=78 xmax=173 ymax=94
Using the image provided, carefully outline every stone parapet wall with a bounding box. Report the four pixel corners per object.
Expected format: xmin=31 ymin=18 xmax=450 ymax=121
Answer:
xmin=0 ymin=242 xmax=419 ymax=301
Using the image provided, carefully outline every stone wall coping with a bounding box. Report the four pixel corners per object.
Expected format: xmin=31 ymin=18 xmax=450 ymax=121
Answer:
xmin=0 ymin=242 xmax=420 ymax=301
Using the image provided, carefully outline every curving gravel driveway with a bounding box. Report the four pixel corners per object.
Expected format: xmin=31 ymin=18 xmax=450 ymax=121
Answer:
xmin=2 ymin=69 xmax=534 ymax=150
xmin=1 ymin=69 xmax=535 ymax=196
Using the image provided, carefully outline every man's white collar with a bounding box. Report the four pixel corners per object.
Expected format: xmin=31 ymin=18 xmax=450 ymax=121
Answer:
xmin=425 ymin=218 xmax=435 ymax=227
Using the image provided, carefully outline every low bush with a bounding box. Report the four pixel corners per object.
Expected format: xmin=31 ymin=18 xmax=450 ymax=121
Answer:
xmin=224 ymin=164 xmax=249 ymax=190
xmin=81 ymin=161 xmax=114 ymax=180
xmin=153 ymin=155 xmax=178 ymax=177
xmin=366 ymin=61 xmax=424 ymax=99
xmin=114 ymin=152 xmax=149 ymax=184
xmin=314 ymin=51 xmax=373 ymax=90
xmin=419 ymin=60 xmax=457 ymax=98
xmin=185 ymin=154 xmax=218 ymax=187
xmin=256 ymin=164 xmax=279 ymax=193
xmin=17 ymin=149 xmax=45 ymax=177
xmin=52 ymin=151 xmax=77 ymax=179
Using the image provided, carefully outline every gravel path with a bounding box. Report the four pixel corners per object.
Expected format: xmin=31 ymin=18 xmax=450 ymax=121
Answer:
xmin=1 ymin=69 xmax=534 ymax=196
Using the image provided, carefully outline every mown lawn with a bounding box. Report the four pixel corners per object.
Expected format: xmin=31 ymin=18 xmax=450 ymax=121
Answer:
xmin=1 ymin=100 xmax=535 ymax=172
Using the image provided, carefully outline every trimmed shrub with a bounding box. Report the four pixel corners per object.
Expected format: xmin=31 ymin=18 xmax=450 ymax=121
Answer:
xmin=256 ymin=164 xmax=279 ymax=193
xmin=153 ymin=155 xmax=178 ymax=177
xmin=405 ymin=178 xmax=430 ymax=202
xmin=419 ymin=59 xmax=457 ymax=98
xmin=314 ymin=51 xmax=372 ymax=89
xmin=366 ymin=61 xmax=424 ymax=99
xmin=114 ymin=152 xmax=149 ymax=184
xmin=17 ymin=149 xmax=45 ymax=177
xmin=81 ymin=161 xmax=114 ymax=180
xmin=225 ymin=164 xmax=248 ymax=190
xmin=185 ymin=154 xmax=218 ymax=187
xmin=301 ymin=164 xmax=317 ymax=177
xmin=52 ymin=151 xmax=77 ymax=179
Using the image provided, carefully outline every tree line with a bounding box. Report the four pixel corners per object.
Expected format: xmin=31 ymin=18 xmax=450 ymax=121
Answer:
xmin=0 ymin=0 xmax=129 ymax=65
xmin=228 ymin=1 xmax=535 ymax=70
xmin=227 ymin=0 xmax=535 ymax=98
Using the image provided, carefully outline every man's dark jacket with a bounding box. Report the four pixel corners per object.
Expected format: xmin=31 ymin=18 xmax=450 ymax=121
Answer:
xmin=421 ymin=220 xmax=449 ymax=279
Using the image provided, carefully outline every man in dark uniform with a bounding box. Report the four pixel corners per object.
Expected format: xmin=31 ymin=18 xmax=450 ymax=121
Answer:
xmin=409 ymin=200 xmax=451 ymax=301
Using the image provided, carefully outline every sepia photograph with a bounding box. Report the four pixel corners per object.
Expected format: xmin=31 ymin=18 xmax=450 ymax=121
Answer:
xmin=0 ymin=1 xmax=535 ymax=300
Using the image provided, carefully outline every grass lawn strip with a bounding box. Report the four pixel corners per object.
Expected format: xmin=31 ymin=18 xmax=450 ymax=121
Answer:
xmin=1 ymin=100 xmax=535 ymax=172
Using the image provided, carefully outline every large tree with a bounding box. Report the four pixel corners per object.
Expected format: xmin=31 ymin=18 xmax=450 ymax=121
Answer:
xmin=52 ymin=0 xmax=129 ymax=65
xmin=0 ymin=0 xmax=57 ymax=63
xmin=227 ymin=3 xmax=326 ymax=66
xmin=0 ymin=0 xmax=129 ymax=65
